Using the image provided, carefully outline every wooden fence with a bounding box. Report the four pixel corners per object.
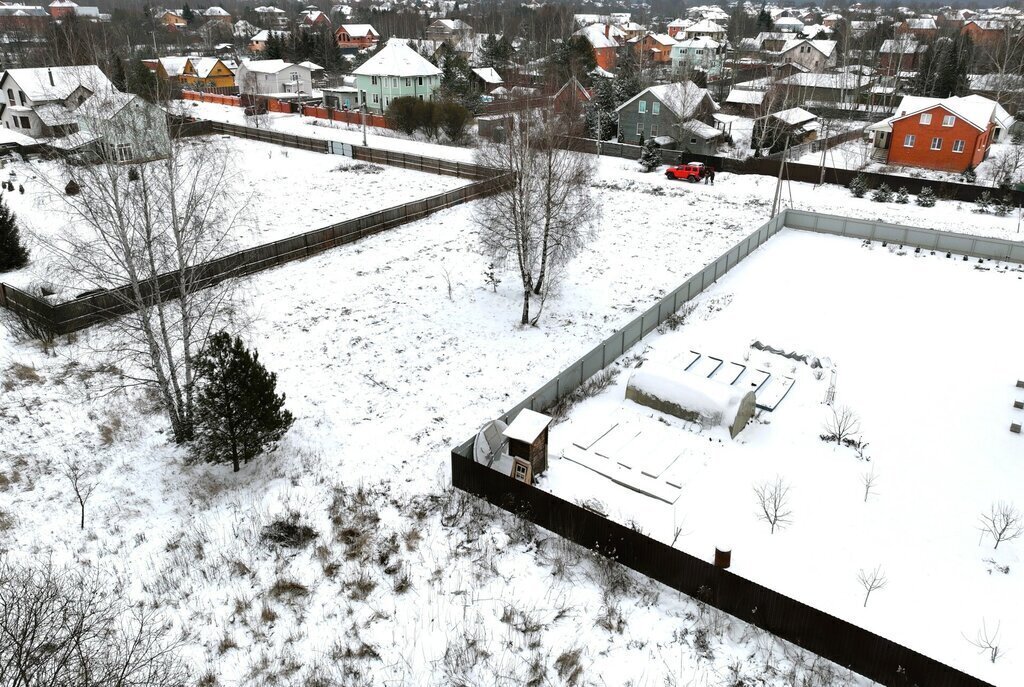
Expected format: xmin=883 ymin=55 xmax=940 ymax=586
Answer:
xmin=450 ymin=449 xmax=994 ymax=687
xmin=572 ymin=136 xmax=1024 ymax=203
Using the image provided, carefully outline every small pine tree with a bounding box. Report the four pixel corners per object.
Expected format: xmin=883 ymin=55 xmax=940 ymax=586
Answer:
xmin=639 ymin=138 xmax=661 ymax=173
xmin=484 ymin=261 xmax=501 ymax=292
xmin=0 ymin=194 xmax=28 ymax=272
xmin=872 ymin=183 xmax=892 ymax=202
xmin=963 ymin=166 xmax=977 ymax=183
xmin=849 ymin=173 xmax=868 ymax=198
xmin=975 ymin=191 xmax=992 ymax=213
xmin=995 ymin=194 xmax=1013 ymax=217
xmin=193 ymin=332 xmax=294 ymax=473
xmin=895 ymin=187 xmax=910 ymax=204
xmin=916 ymin=187 xmax=937 ymax=207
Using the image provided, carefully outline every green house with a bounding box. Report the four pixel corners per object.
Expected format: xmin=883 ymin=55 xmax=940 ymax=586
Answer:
xmin=352 ymin=39 xmax=443 ymax=114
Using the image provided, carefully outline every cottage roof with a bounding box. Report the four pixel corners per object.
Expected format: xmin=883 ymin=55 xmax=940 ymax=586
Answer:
xmin=340 ymin=23 xmax=378 ymax=36
xmin=780 ymin=38 xmax=837 ymax=57
xmin=776 ymin=72 xmax=871 ymax=89
xmin=616 ymin=81 xmax=718 ymax=118
xmin=867 ymin=94 xmax=1008 ymax=133
xmin=1 ymin=65 xmax=111 ymax=102
xmin=250 ymin=29 xmax=289 ymax=42
xmin=964 ymin=19 xmax=1006 ymax=31
xmin=187 ymin=57 xmax=225 ymax=78
xmin=297 ymin=60 xmax=324 ymax=71
xmin=725 ymin=88 xmax=766 ymax=105
xmin=684 ymin=18 xmax=726 ymax=33
xmin=770 ymin=106 xmax=817 ymax=126
xmin=903 ymin=17 xmax=937 ymax=29
xmin=352 ymin=39 xmax=442 ymax=77
xmin=204 ymin=6 xmax=230 ymax=16
xmin=471 ymin=67 xmax=502 ymax=84
xmin=879 ymin=37 xmax=927 ymax=53
xmin=680 ymin=119 xmax=721 ymax=139
xmin=574 ymin=23 xmax=621 ymax=49
xmin=239 ymin=59 xmax=295 ymax=74
xmin=675 ymin=36 xmax=721 ymax=49
xmin=503 ymin=409 xmax=551 ymax=443
xmin=432 ymin=18 xmax=471 ymax=30
xmin=645 ymin=32 xmax=677 ymax=45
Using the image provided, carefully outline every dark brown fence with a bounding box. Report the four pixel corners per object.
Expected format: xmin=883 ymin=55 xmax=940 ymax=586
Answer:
xmin=571 ymin=136 xmax=1024 ymax=204
xmin=450 ymin=448 xmax=994 ymax=687
xmin=0 ymin=283 xmax=56 ymax=330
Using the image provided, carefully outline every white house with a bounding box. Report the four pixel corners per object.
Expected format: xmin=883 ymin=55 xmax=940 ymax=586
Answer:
xmin=235 ymin=60 xmax=314 ymax=95
xmin=671 ymin=37 xmax=726 ymax=76
xmin=680 ymin=19 xmax=727 ymax=41
xmin=779 ymin=39 xmax=837 ymax=72
xmin=72 ymin=90 xmax=170 ymax=162
xmin=352 ymin=39 xmax=442 ymax=114
xmin=0 ymin=65 xmax=113 ymax=139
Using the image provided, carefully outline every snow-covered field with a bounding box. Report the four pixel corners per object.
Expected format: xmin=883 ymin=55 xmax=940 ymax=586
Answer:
xmin=3 ymin=116 xmax=1023 ymax=685
xmin=0 ymin=134 xmax=467 ymax=298
xmin=544 ymin=229 xmax=1024 ymax=686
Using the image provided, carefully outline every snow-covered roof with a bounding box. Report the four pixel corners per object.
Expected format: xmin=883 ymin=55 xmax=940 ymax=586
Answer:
xmin=300 ymin=9 xmax=327 ymax=23
xmin=297 ymin=60 xmax=324 ymax=71
xmin=770 ymin=107 xmax=818 ymax=126
xmin=780 ymin=38 xmax=836 ymax=57
xmin=774 ymin=16 xmax=805 ymax=27
xmin=471 ymin=67 xmax=502 ymax=84
xmin=503 ymin=409 xmax=551 ymax=443
xmin=1 ymin=65 xmax=111 ymax=102
xmin=353 ymin=39 xmax=442 ymax=78
xmin=340 ymin=24 xmax=379 ymax=36
xmin=35 ymin=102 xmax=76 ymax=126
xmin=970 ymin=72 xmax=1024 ymax=93
xmin=239 ymin=59 xmax=296 ymax=74
xmin=616 ymin=81 xmax=718 ymax=119
xmin=154 ymin=56 xmax=189 ymax=77
xmin=187 ymin=57 xmax=224 ymax=78
xmin=684 ymin=19 xmax=726 ymax=34
xmin=879 ymin=37 xmax=927 ymax=53
xmin=776 ymin=72 xmax=871 ymax=90
xmin=254 ymin=5 xmax=285 ymax=13
xmin=204 ymin=6 xmax=230 ymax=16
xmin=431 ymin=18 xmax=471 ymax=30
xmin=250 ymin=29 xmax=289 ymax=43
xmin=902 ymin=17 xmax=937 ymax=29
xmin=574 ymin=23 xmax=621 ymax=49
xmin=964 ymin=19 xmax=1006 ymax=31
xmin=726 ymin=88 xmax=766 ymax=105
xmin=668 ymin=17 xmax=694 ymax=28
xmin=680 ymin=119 xmax=721 ymax=139
xmin=867 ymin=94 xmax=1008 ymax=133
xmin=645 ymin=32 xmax=676 ymax=45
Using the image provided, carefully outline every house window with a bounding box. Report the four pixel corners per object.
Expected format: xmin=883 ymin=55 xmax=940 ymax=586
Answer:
xmin=5 ymin=89 xmax=12 ymax=106
xmin=17 ymin=91 xmax=25 ymax=106
xmin=392 ymin=77 xmax=399 ymax=87
xmin=650 ymin=124 xmax=658 ymax=137
xmin=942 ymin=115 xmax=955 ymax=127
xmin=919 ymin=113 xmax=932 ymax=125
xmin=113 ymin=143 xmax=133 ymax=162
xmin=903 ymin=134 xmax=916 ymax=147
xmin=953 ymin=139 xmax=965 ymax=153
xmin=652 ymin=102 xmax=660 ymax=115
xmin=405 ymin=78 xmax=410 ymax=86
xmin=638 ymin=100 xmax=646 ymax=114
xmin=513 ymin=463 xmax=528 ymax=482
xmin=690 ymin=137 xmax=698 ymax=144
xmin=371 ymin=76 xmax=378 ymax=85
xmin=418 ymin=76 xmax=423 ymax=85
xmin=930 ymin=137 xmax=942 ymax=150
xmin=636 ymin=122 xmax=644 ymax=136
xmin=372 ymin=93 xmax=379 ymax=104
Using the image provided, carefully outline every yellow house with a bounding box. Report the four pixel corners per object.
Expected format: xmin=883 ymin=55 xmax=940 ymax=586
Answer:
xmin=158 ymin=10 xmax=187 ymax=30
xmin=180 ymin=57 xmax=236 ymax=89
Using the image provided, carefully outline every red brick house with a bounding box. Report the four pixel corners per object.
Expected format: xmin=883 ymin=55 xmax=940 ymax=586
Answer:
xmin=573 ymin=23 xmax=623 ymax=72
xmin=961 ymin=20 xmax=1007 ymax=48
xmin=878 ymin=36 xmax=927 ymax=75
xmin=866 ymin=95 xmax=1013 ymax=173
xmin=896 ymin=17 xmax=938 ymax=41
xmin=632 ymin=32 xmax=675 ymax=64
xmin=336 ymin=24 xmax=379 ymax=51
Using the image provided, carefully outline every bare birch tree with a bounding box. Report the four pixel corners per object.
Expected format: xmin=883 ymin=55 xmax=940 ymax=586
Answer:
xmin=754 ymin=475 xmax=793 ymax=534
xmin=857 ymin=565 xmax=887 ymax=607
xmin=475 ymin=104 xmax=598 ymax=325
xmin=861 ymin=467 xmax=879 ymax=503
xmin=978 ymin=501 xmax=1024 ymax=550
xmin=34 ymin=88 xmax=244 ymax=443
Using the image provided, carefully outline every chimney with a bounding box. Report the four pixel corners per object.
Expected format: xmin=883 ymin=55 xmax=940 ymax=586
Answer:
xmin=47 ymin=68 xmax=54 ymax=86
xmin=605 ymin=23 xmax=610 ymax=38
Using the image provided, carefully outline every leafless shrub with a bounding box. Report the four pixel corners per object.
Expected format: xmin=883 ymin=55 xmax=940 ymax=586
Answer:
xmin=857 ymin=565 xmax=888 ymax=607
xmin=61 ymin=460 xmax=96 ymax=530
xmin=821 ymin=405 xmax=861 ymax=445
xmin=861 ymin=467 xmax=879 ymax=503
xmin=548 ymin=368 xmax=620 ymax=421
xmin=979 ymin=501 xmax=1024 ymax=550
xmin=964 ymin=619 xmax=1003 ymax=663
xmin=259 ymin=603 xmax=278 ymax=624
xmin=595 ymin=603 xmax=625 ymax=634
xmin=262 ymin=512 xmax=318 ymax=548
xmin=217 ymin=634 xmax=238 ymax=655
xmin=348 ymin=571 xmax=376 ymax=601
xmin=0 ymin=558 xmax=190 ymax=686
xmin=656 ymin=303 xmax=697 ymax=334
xmin=268 ymin=577 xmax=309 ymax=600
xmin=554 ymin=647 xmax=584 ymax=685
xmin=754 ymin=476 xmax=793 ymax=534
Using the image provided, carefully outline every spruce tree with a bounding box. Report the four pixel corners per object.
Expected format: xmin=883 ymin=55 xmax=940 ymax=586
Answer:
xmin=193 ymin=332 xmax=294 ymax=473
xmin=639 ymin=138 xmax=661 ymax=172
xmin=849 ymin=173 xmax=868 ymax=198
xmin=916 ymin=187 xmax=937 ymax=207
xmin=872 ymin=183 xmax=892 ymax=202
xmin=0 ymin=194 xmax=28 ymax=272
xmin=975 ymin=190 xmax=992 ymax=213
xmin=995 ymin=194 xmax=1013 ymax=217
xmin=895 ymin=187 xmax=910 ymax=204
xmin=614 ymin=48 xmax=642 ymax=103
xmin=585 ymin=77 xmax=618 ymax=141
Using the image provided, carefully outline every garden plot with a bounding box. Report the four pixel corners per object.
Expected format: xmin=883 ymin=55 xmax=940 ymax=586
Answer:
xmin=0 ymin=183 xmax=882 ymax=685
xmin=544 ymin=228 xmax=1024 ymax=686
xmin=0 ymin=134 xmax=468 ymax=298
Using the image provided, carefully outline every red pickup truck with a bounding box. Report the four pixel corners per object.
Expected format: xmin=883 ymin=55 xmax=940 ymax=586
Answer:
xmin=665 ymin=162 xmax=706 ymax=182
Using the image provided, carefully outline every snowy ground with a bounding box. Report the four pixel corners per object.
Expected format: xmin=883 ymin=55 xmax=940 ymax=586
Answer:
xmin=793 ymin=137 xmax=874 ymax=170
xmin=3 ymin=119 xmax=1023 ymax=685
xmin=0 ymin=134 xmax=467 ymax=299
xmin=544 ymin=229 xmax=1024 ymax=686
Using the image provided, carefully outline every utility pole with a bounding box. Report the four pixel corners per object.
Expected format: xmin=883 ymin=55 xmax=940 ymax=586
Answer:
xmin=361 ymin=103 xmax=367 ymax=146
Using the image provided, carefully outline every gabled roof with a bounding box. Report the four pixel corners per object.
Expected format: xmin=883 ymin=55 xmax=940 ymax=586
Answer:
xmin=249 ymin=29 xmax=289 ymax=42
xmin=239 ymin=59 xmax=297 ymax=74
xmin=867 ymin=94 xmax=1008 ymax=133
xmin=780 ymin=38 xmax=837 ymax=58
xmin=204 ymin=6 xmax=230 ymax=16
xmin=352 ymin=39 xmax=442 ymax=77
xmin=683 ymin=19 xmax=726 ymax=34
xmin=776 ymin=72 xmax=871 ymax=89
xmin=297 ymin=60 xmax=324 ymax=71
xmin=431 ymin=18 xmax=471 ymax=30
xmin=573 ymin=23 xmax=621 ymax=49
xmin=1 ymin=65 xmax=111 ymax=102
xmin=615 ymin=81 xmax=718 ymax=119
xmin=726 ymin=88 xmax=766 ymax=105
xmin=879 ymin=37 xmax=927 ymax=53
xmin=902 ymin=17 xmax=937 ymax=29
xmin=472 ymin=67 xmax=502 ymax=84
xmin=680 ymin=119 xmax=721 ymax=139
xmin=667 ymin=17 xmax=693 ymax=28
xmin=770 ymin=107 xmax=817 ymax=125
xmin=644 ymin=32 xmax=677 ymax=46
xmin=674 ymin=36 xmax=721 ymax=49
xmin=187 ymin=57 xmax=226 ymax=78
xmin=963 ymin=19 xmax=1006 ymax=31
xmin=339 ymin=23 xmax=378 ymax=36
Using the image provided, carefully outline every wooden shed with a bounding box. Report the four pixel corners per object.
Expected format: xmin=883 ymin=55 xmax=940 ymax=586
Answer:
xmin=502 ymin=409 xmax=552 ymax=483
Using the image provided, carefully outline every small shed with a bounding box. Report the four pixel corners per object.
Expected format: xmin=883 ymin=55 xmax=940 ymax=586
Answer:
xmin=502 ymin=409 xmax=552 ymax=483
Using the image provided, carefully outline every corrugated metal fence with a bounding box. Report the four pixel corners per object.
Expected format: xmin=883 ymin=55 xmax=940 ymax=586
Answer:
xmin=450 ymin=206 xmax=1016 ymax=687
